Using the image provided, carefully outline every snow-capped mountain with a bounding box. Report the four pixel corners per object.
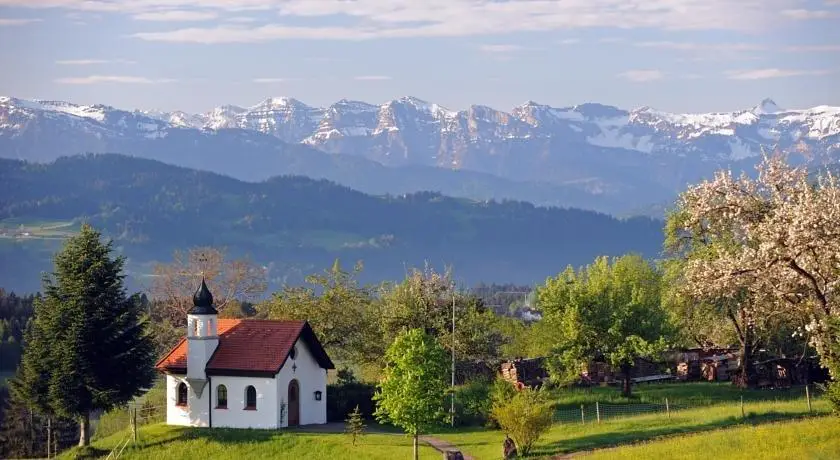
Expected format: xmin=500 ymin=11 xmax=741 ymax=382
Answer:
xmin=4 ymin=95 xmax=837 ymax=163
xmin=1 ymin=94 xmax=839 ymax=215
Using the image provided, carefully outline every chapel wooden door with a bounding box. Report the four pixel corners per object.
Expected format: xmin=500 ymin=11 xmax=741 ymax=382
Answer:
xmin=288 ymin=380 xmax=300 ymax=426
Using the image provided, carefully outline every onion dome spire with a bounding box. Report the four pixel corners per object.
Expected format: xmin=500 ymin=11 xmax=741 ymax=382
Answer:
xmin=188 ymin=277 xmax=218 ymax=315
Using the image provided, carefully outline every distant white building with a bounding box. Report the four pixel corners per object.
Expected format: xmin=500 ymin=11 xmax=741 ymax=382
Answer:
xmin=155 ymin=279 xmax=335 ymax=429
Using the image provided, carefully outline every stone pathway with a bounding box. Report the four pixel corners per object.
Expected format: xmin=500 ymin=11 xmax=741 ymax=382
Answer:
xmin=420 ymin=435 xmax=475 ymax=460
xmin=295 ymin=422 xmax=474 ymax=459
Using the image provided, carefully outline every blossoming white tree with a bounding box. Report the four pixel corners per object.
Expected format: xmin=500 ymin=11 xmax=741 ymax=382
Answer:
xmin=670 ymin=153 xmax=840 ymax=377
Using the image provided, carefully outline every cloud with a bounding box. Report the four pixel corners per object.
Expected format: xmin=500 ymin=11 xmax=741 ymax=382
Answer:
xmin=634 ymin=41 xmax=765 ymax=52
xmin=56 ymin=59 xmax=136 ymax=65
xmin=226 ymin=16 xmax=257 ymax=23
xmin=783 ymin=44 xmax=840 ymax=52
xmin=725 ymin=68 xmax=834 ymax=80
xmin=354 ymin=75 xmax=391 ymax=81
xmin=55 ymin=75 xmax=176 ymax=85
xmin=617 ymin=70 xmax=664 ymax=82
xmin=781 ymin=9 xmax=837 ymax=19
xmin=0 ymin=18 xmax=41 ymax=26
xmin=0 ymin=0 xmax=787 ymax=43
xmin=133 ymin=10 xmax=218 ymax=21
xmin=634 ymin=40 xmax=840 ymax=55
xmin=252 ymin=78 xmax=291 ymax=83
xmin=478 ymin=44 xmax=522 ymax=54
xmin=557 ymin=38 xmax=580 ymax=45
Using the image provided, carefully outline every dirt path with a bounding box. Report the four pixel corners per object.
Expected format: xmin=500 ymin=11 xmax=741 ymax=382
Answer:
xmin=295 ymin=422 xmax=474 ymax=459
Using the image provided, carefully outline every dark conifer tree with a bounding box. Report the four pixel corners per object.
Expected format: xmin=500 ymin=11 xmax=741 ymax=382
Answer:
xmin=10 ymin=224 xmax=156 ymax=446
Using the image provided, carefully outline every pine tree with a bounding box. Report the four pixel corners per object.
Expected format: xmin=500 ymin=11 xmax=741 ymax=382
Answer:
xmin=10 ymin=224 xmax=156 ymax=447
xmin=344 ymin=404 xmax=366 ymax=446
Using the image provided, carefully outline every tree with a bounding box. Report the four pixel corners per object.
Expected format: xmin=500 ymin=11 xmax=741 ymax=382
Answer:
xmin=670 ymin=154 xmax=840 ymax=378
xmin=378 ymin=265 xmax=507 ymax=366
xmin=150 ymin=246 xmax=267 ymax=327
xmin=10 ymin=224 xmax=156 ymax=446
xmin=374 ymin=328 xmax=450 ymax=460
xmin=259 ymin=259 xmax=380 ymax=364
xmin=491 ymin=386 xmax=554 ymax=456
xmin=539 ymin=254 xmax=669 ymax=396
xmin=344 ymin=405 xmax=366 ymax=446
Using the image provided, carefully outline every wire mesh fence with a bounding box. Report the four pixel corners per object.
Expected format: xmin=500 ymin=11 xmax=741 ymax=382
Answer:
xmin=551 ymin=384 xmax=825 ymax=425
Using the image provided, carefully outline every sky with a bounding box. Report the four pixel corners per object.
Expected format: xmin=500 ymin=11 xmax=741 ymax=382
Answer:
xmin=1 ymin=0 xmax=839 ymax=114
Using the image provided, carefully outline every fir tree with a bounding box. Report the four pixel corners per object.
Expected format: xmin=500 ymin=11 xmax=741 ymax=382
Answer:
xmin=10 ymin=224 xmax=156 ymax=447
xmin=344 ymin=404 xmax=366 ymax=446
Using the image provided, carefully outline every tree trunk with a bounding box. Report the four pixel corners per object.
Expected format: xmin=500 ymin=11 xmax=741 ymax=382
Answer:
xmin=413 ymin=433 xmax=419 ymax=460
xmin=734 ymin=308 xmax=757 ymax=389
xmin=78 ymin=412 xmax=90 ymax=447
xmin=621 ymin=364 xmax=633 ymax=397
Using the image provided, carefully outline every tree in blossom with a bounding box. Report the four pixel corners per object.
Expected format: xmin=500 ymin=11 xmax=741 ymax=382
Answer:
xmin=668 ymin=153 xmax=840 ymax=379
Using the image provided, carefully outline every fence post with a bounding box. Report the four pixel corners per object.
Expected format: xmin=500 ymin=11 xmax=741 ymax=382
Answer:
xmin=596 ymin=402 xmax=601 ymax=424
xmin=740 ymin=396 xmax=745 ymax=420
xmin=581 ymin=404 xmax=585 ymax=424
xmin=132 ymin=407 xmax=138 ymax=444
xmin=806 ymin=384 xmax=812 ymax=413
xmin=665 ymin=398 xmax=670 ymax=420
xmin=47 ymin=417 xmax=51 ymax=459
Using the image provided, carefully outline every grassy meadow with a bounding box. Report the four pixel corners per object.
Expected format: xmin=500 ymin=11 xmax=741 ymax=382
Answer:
xmin=433 ymin=384 xmax=828 ymax=459
xmin=585 ymin=416 xmax=840 ymax=460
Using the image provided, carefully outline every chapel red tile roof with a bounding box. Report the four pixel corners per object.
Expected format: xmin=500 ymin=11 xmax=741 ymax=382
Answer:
xmin=155 ymin=319 xmax=334 ymax=377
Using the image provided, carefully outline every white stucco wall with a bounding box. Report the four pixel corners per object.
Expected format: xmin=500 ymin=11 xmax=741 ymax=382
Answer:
xmin=165 ymin=336 xmax=328 ymax=429
xmin=210 ymin=376 xmax=279 ymax=429
xmin=274 ymin=337 xmax=328 ymax=427
xmin=166 ymin=374 xmax=211 ymax=427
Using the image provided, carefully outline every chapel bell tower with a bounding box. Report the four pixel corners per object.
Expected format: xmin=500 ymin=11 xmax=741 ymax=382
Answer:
xmin=186 ymin=278 xmax=219 ymax=397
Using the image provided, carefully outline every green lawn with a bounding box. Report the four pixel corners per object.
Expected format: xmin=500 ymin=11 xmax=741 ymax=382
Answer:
xmin=60 ymin=423 xmax=440 ymax=460
xmin=434 ymin=395 xmax=828 ymax=459
xmin=585 ymin=416 xmax=840 ymax=459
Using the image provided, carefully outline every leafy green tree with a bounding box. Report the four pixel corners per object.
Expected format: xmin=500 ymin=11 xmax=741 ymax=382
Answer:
xmin=491 ymin=386 xmax=554 ymax=456
xmin=260 ymin=259 xmax=380 ymax=364
xmin=10 ymin=224 xmax=156 ymax=446
xmin=539 ymin=254 xmax=670 ymax=396
xmin=377 ymin=266 xmax=506 ymax=367
xmin=374 ymin=328 xmax=449 ymax=460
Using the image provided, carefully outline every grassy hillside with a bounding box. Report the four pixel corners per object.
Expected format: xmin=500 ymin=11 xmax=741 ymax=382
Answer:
xmin=587 ymin=417 xmax=840 ymax=459
xmin=0 ymin=154 xmax=663 ymax=292
xmin=433 ymin=386 xmax=828 ymax=458
xmin=60 ymin=423 xmax=440 ymax=460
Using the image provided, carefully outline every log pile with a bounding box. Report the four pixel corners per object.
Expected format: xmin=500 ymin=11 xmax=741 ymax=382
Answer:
xmin=581 ymin=361 xmax=615 ymax=384
xmin=500 ymin=357 xmax=548 ymax=388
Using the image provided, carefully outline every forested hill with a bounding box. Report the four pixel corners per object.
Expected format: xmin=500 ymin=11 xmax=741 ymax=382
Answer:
xmin=0 ymin=154 xmax=664 ymax=292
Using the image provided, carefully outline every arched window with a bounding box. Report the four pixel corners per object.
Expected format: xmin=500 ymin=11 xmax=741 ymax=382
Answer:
xmin=192 ymin=320 xmax=199 ymax=337
xmin=176 ymin=382 xmax=188 ymax=407
xmin=216 ymin=385 xmax=227 ymax=409
xmin=245 ymin=385 xmax=257 ymax=410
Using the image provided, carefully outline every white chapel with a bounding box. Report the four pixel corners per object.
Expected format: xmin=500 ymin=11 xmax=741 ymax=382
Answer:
xmin=155 ymin=279 xmax=335 ymax=428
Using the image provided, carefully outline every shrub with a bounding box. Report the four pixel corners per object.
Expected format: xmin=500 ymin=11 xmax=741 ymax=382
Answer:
xmin=825 ymin=381 xmax=840 ymax=415
xmin=491 ymin=386 xmax=554 ymax=456
xmin=453 ymin=379 xmax=492 ymax=427
xmin=327 ymin=382 xmax=377 ymax=422
xmin=491 ymin=378 xmax=518 ymax=405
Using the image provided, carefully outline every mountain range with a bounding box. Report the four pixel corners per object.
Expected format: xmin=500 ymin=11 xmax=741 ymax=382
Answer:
xmin=0 ymin=154 xmax=663 ymax=294
xmin=2 ymin=95 xmax=838 ymax=216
